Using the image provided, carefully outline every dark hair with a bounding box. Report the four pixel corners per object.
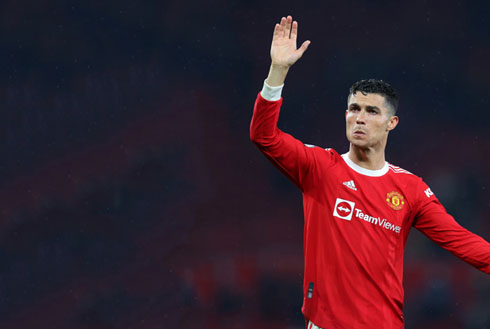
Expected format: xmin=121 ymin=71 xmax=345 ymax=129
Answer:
xmin=349 ymin=79 xmax=398 ymax=115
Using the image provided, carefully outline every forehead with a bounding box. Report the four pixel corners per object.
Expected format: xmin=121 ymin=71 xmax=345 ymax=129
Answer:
xmin=348 ymin=92 xmax=387 ymax=109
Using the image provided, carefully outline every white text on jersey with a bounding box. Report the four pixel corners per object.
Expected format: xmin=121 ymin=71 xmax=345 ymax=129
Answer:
xmin=354 ymin=209 xmax=401 ymax=234
xmin=333 ymin=198 xmax=402 ymax=234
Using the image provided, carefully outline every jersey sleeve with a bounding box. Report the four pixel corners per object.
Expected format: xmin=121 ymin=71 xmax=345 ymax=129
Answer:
xmin=249 ymin=92 xmax=334 ymax=191
xmin=412 ymin=178 xmax=490 ymax=274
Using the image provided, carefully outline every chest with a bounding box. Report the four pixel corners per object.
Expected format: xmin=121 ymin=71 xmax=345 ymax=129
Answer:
xmin=307 ymin=166 xmax=415 ymax=235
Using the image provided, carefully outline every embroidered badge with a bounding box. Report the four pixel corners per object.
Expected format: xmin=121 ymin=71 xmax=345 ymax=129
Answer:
xmin=386 ymin=191 xmax=405 ymax=210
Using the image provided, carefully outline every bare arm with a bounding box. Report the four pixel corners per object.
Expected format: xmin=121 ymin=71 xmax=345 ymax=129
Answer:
xmin=266 ymin=16 xmax=311 ymax=87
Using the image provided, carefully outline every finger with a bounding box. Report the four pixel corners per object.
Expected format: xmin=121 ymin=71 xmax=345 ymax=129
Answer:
xmin=279 ymin=16 xmax=287 ymax=38
xmin=291 ymin=20 xmax=298 ymax=41
xmin=272 ymin=23 xmax=280 ymax=41
xmin=297 ymin=40 xmax=311 ymax=56
xmin=285 ymin=15 xmax=292 ymax=38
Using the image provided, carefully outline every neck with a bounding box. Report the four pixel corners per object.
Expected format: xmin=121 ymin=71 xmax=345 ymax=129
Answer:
xmin=348 ymin=144 xmax=386 ymax=170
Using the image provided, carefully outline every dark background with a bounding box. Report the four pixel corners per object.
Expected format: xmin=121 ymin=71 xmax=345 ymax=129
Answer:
xmin=0 ymin=0 xmax=489 ymax=328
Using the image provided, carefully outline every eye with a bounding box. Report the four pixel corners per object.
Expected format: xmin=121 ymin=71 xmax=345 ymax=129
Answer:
xmin=349 ymin=106 xmax=360 ymax=112
xmin=367 ymin=109 xmax=378 ymax=114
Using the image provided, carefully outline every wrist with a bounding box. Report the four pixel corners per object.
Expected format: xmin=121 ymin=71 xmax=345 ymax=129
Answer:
xmin=266 ymin=64 xmax=289 ymax=87
xmin=261 ymin=79 xmax=283 ymax=101
xmin=270 ymin=63 xmax=290 ymax=71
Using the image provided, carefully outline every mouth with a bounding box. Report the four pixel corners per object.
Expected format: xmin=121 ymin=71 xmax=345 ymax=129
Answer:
xmin=353 ymin=129 xmax=366 ymax=137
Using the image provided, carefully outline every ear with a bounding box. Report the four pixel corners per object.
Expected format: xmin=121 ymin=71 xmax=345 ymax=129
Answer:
xmin=386 ymin=115 xmax=399 ymax=131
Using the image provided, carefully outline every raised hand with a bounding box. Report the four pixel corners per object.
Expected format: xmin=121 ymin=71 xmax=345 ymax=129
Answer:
xmin=266 ymin=16 xmax=310 ymax=86
xmin=270 ymin=16 xmax=311 ymax=68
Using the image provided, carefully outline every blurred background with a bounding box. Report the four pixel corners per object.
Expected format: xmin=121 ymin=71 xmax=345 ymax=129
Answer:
xmin=0 ymin=0 xmax=489 ymax=328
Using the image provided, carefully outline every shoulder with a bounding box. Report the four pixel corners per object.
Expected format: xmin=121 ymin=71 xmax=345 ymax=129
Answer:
xmin=386 ymin=163 xmax=431 ymax=188
xmin=304 ymin=145 xmax=340 ymax=155
xmin=387 ymin=163 xmax=435 ymax=203
xmin=387 ymin=163 xmax=425 ymax=186
xmin=303 ymin=145 xmax=342 ymax=165
xmin=322 ymin=147 xmax=340 ymax=156
xmin=387 ymin=163 xmax=415 ymax=176
xmin=319 ymin=146 xmax=342 ymax=160
xmin=387 ymin=163 xmax=425 ymax=192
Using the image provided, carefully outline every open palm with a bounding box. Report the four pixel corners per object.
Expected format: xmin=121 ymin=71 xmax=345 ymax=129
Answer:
xmin=271 ymin=16 xmax=311 ymax=68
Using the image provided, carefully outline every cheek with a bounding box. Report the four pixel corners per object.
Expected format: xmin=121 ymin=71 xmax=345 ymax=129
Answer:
xmin=345 ymin=114 xmax=355 ymax=124
xmin=376 ymin=120 xmax=389 ymax=133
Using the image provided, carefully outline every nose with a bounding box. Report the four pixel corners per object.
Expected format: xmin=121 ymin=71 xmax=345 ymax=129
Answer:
xmin=356 ymin=110 xmax=366 ymax=125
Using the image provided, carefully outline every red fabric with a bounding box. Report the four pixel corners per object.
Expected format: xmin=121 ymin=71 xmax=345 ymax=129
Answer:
xmin=250 ymin=93 xmax=490 ymax=329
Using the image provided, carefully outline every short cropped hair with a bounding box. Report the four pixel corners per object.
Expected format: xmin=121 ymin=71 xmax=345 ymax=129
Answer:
xmin=349 ymin=79 xmax=398 ymax=115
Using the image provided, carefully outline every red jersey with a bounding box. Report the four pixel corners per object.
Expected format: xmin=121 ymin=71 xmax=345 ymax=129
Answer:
xmin=250 ymin=92 xmax=490 ymax=329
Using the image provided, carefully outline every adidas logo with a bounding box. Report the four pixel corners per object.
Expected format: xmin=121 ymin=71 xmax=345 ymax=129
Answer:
xmin=343 ymin=180 xmax=357 ymax=191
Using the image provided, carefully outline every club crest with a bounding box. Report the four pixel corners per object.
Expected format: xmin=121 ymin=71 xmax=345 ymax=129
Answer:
xmin=386 ymin=191 xmax=405 ymax=210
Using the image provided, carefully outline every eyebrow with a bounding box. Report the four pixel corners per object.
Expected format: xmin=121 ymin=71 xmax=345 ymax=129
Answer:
xmin=349 ymin=103 xmax=381 ymax=112
xmin=366 ymin=105 xmax=380 ymax=112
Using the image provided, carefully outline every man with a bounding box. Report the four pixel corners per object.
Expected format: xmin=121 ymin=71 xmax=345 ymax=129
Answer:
xmin=250 ymin=15 xmax=490 ymax=329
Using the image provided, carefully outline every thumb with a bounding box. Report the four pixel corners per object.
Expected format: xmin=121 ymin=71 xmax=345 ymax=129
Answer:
xmin=297 ymin=40 xmax=311 ymax=56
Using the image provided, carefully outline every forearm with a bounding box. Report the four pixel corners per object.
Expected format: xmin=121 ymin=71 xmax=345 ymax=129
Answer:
xmin=265 ymin=64 xmax=290 ymax=87
xmin=251 ymin=14 xmax=313 ymax=188
xmin=250 ymin=90 xmax=315 ymax=190
xmin=433 ymin=227 xmax=490 ymax=273
xmin=250 ymin=87 xmax=282 ymax=143
xmin=415 ymin=210 xmax=490 ymax=274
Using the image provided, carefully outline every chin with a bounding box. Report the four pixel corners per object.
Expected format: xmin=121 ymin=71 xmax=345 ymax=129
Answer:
xmin=349 ymin=138 xmax=370 ymax=149
xmin=347 ymin=132 xmax=372 ymax=147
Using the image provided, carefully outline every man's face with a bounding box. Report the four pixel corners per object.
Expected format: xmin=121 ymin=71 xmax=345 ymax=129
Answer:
xmin=345 ymin=92 xmax=398 ymax=149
